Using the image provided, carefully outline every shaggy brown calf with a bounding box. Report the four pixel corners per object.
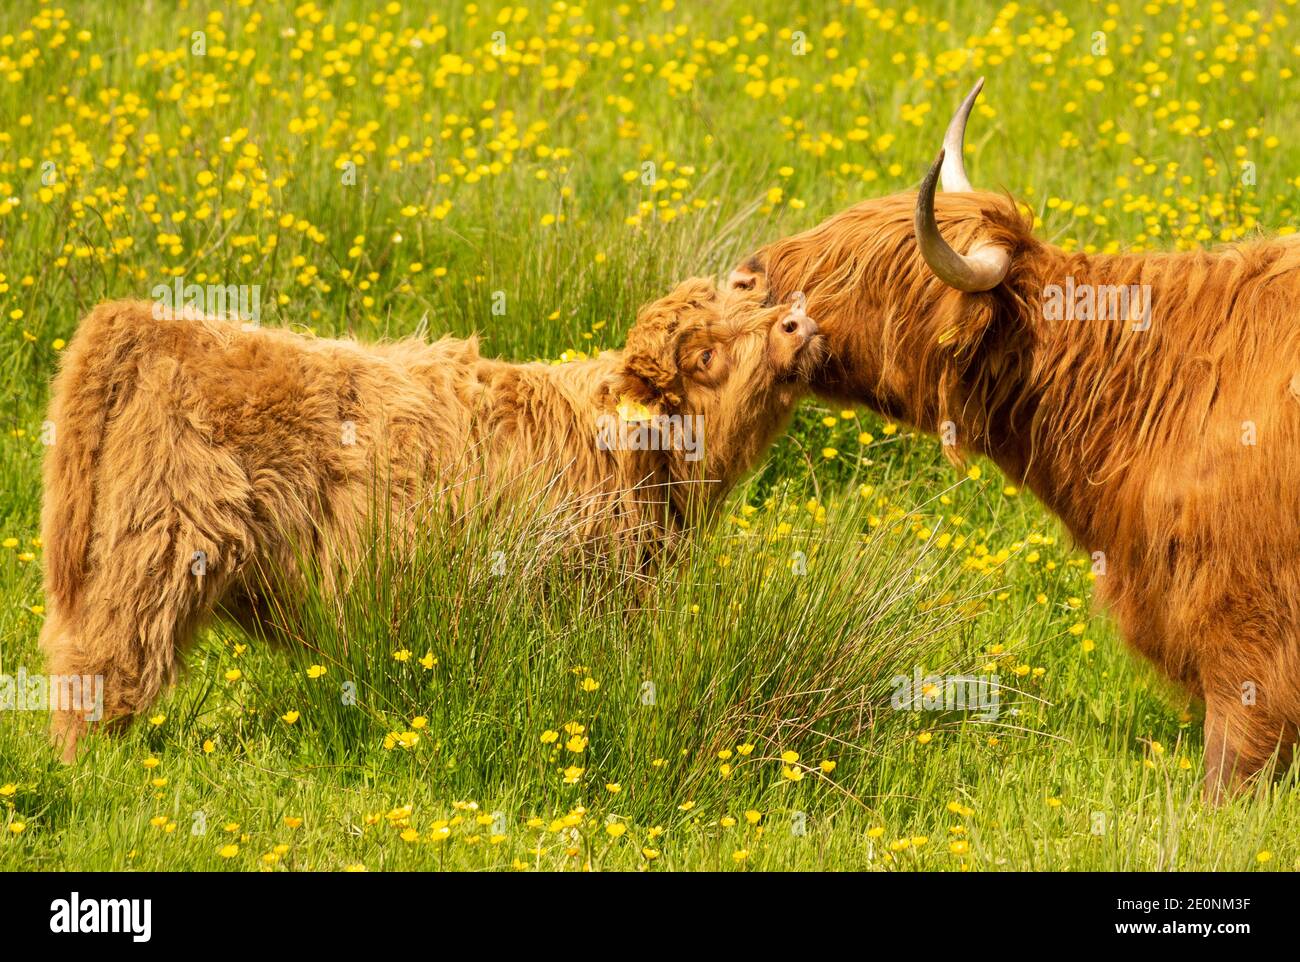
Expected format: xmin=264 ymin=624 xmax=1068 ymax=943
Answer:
xmin=40 ymin=280 xmax=823 ymax=759
xmin=731 ymin=80 xmax=1300 ymax=802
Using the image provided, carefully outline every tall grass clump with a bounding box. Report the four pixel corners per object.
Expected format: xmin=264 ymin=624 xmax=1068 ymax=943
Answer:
xmin=229 ymin=461 xmax=1016 ymax=823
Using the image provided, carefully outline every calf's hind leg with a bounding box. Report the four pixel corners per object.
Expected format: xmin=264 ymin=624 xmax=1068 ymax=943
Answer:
xmin=44 ymin=351 xmax=258 ymax=760
xmin=43 ymin=524 xmax=244 ymax=761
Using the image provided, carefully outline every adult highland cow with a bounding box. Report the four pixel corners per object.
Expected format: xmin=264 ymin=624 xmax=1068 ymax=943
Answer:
xmin=730 ymin=80 xmax=1300 ymax=802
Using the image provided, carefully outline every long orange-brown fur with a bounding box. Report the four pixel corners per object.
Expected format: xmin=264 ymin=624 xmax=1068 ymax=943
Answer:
xmin=735 ymin=188 xmax=1300 ymax=801
xmin=40 ymin=279 xmax=822 ymax=759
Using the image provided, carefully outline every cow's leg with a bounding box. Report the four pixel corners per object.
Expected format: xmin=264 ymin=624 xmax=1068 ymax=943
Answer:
xmin=43 ymin=522 xmax=246 ymax=761
xmin=1202 ymin=693 xmax=1246 ymax=805
xmin=39 ymin=609 xmax=91 ymax=762
xmin=1200 ymin=652 xmax=1298 ymax=804
xmin=42 ymin=354 xmax=261 ymax=760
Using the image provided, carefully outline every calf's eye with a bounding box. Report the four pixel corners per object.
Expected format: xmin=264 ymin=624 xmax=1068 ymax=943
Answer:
xmin=699 ymin=349 xmax=713 ymax=369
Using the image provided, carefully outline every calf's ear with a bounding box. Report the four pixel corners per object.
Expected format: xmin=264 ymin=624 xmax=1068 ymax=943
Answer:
xmin=728 ymin=268 xmax=758 ymax=291
xmin=615 ymin=309 xmax=686 ymax=408
xmin=612 ymin=352 xmax=681 ymax=410
xmin=727 ymin=256 xmax=766 ymax=293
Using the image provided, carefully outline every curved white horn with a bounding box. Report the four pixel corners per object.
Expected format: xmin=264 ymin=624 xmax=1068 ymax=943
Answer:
xmin=940 ymin=77 xmax=984 ymax=193
xmin=914 ymin=149 xmax=1010 ymax=293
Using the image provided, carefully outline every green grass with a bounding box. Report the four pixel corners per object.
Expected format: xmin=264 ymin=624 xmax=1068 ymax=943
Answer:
xmin=2 ymin=0 xmax=1299 ymax=871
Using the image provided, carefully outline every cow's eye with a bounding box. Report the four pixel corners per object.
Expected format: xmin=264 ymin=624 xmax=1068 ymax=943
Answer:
xmin=699 ymin=349 xmax=714 ymax=369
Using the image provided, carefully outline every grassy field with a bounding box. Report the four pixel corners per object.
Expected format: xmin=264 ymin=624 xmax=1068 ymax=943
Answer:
xmin=2 ymin=0 xmax=1300 ymax=871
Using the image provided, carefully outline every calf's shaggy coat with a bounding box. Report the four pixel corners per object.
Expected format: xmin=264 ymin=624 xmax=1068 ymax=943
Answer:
xmin=41 ymin=280 xmax=823 ymax=758
xmin=732 ymin=81 xmax=1300 ymax=801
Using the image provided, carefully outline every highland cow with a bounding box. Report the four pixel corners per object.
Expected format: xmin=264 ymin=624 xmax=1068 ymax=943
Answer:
xmin=730 ymin=79 xmax=1300 ymax=802
xmin=40 ymin=279 xmax=824 ymax=759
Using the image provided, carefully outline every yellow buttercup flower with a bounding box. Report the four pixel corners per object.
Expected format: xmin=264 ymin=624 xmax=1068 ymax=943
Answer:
xmin=617 ymin=395 xmax=654 ymax=422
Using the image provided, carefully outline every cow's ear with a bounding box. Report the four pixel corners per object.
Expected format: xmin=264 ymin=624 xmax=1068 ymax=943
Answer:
xmin=728 ymin=268 xmax=758 ymax=291
xmin=933 ymin=295 xmax=996 ymax=359
xmin=931 ymin=294 xmax=1019 ymax=466
xmin=618 ymin=317 xmax=685 ymax=408
xmin=614 ymin=354 xmax=681 ymax=410
xmin=727 ymin=256 xmax=766 ymax=293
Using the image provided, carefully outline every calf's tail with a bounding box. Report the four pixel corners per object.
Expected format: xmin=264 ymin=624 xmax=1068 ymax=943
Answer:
xmin=41 ymin=300 xmax=153 ymax=613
